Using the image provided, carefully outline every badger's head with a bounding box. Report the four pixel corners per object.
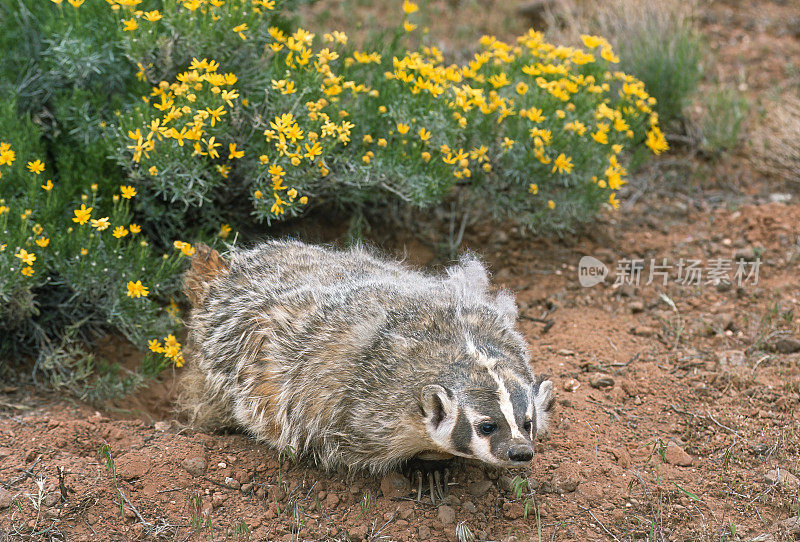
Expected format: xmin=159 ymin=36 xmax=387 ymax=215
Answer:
xmin=420 ymin=365 xmax=553 ymax=467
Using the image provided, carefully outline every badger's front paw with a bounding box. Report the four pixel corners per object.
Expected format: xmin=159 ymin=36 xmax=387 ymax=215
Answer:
xmin=404 ymin=452 xmax=455 ymax=504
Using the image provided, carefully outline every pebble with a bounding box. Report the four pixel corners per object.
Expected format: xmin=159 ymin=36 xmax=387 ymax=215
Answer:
xmin=380 ymin=471 xmax=410 ymax=499
xmin=764 ymin=468 xmax=800 ymax=490
xmin=349 ymin=524 xmax=368 ymax=541
xmin=629 ymin=301 xmax=645 ymax=313
xmin=462 ymin=501 xmax=477 ymax=513
xmin=664 ymin=443 xmax=693 ymax=467
xmin=0 ymin=488 xmax=14 ymax=509
xmin=562 ymin=378 xmax=580 ymax=393
xmin=224 ymin=477 xmax=241 ymax=490
xmin=503 ymin=502 xmax=523 ymax=520
xmin=769 ymin=337 xmax=800 ymax=354
xmin=590 ymin=374 xmax=615 ymax=389
xmin=632 ymin=325 xmax=656 ymax=337
xmin=437 ymin=504 xmax=456 ymax=524
xmin=181 ymin=456 xmax=207 ymax=477
xmin=325 ymin=492 xmax=340 ymax=509
xmin=418 ymin=525 xmax=431 ymax=539
xmin=468 ymin=480 xmax=493 ymax=497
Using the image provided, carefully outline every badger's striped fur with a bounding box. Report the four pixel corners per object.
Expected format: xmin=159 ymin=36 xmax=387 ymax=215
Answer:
xmin=179 ymin=240 xmax=553 ymax=475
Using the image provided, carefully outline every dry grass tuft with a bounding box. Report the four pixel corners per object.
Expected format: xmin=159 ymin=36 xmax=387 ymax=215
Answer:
xmin=751 ymin=96 xmax=800 ymax=182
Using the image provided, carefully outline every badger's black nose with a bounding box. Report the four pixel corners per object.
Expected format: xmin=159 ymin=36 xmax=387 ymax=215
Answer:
xmin=508 ymin=445 xmax=533 ymax=462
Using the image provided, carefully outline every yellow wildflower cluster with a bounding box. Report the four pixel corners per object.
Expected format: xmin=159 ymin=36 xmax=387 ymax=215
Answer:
xmin=148 ymin=334 xmax=185 ymax=367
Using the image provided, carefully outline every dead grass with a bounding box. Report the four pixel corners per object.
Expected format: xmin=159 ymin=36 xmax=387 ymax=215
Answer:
xmin=751 ymin=95 xmax=800 ymax=183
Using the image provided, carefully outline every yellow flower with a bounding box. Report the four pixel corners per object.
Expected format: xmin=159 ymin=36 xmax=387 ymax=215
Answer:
xmin=363 ymin=134 xmax=373 ymax=144
xmin=26 ymin=159 xmax=45 ymax=174
xmin=15 ymin=249 xmax=36 ymax=266
xmin=148 ymin=339 xmax=164 ymax=353
xmin=148 ymin=166 xmax=158 ymax=175
xmin=547 ymin=200 xmax=556 ymax=209
xmin=502 ymin=137 xmax=515 ymax=150
xmin=80 ymin=248 xmax=88 ymax=255
xmin=645 ymin=126 xmax=669 ymax=155
xmin=21 ymin=266 xmax=34 ymax=277
xmin=600 ymin=47 xmax=619 ymax=63
xmin=608 ymin=193 xmax=620 ymax=209
xmin=127 ymin=280 xmax=149 ymax=298
xmin=72 ymin=204 xmax=92 ymax=225
xmin=580 ymin=35 xmax=607 ymax=49
xmin=528 ymin=183 xmax=538 ymax=194
xmin=233 ymin=23 xmax=248 ymax=40
xmin=129 ymin=223 xmax=141 ymax=234
xmin=35 ymin=237 xmax=49 ymax=247
xmin=91 ymin=217 xmax=110 ymax=231
xmin=123 ymin=18 xmax=138 ymax=32
xmin=67 ymin=0 xmax=84 ymax=6
xmin=143 ymin=10 xmax=161 ymax=21
xmin=41 ymin=179 xmax=53 ymax=191
xmin=113 ymin=226 xmax=129 ymax=238
xmin=421 ymin=151 xmax=431 ymax=162
xmin=377 ymin=138 xmax=387 ymax=147
xmin=515 ymin=82 xmax=528 ymax=95
xmin=402 ymin=0 xmax=418 ymax=14
xmin=173 ymin=241 xmax=196 ymax=256
xmin=299 ymin=196 xmax=308 ymax=204
xmin=552 ymin=153 xmax=573 ymax=174
xmin=417 ymin=127 xmax=431 ymax=142
xmin=378 ymin=105 xmax=387 ymax=114
xmin=228 ymin=143 xmax=245 ymax=159
xmin=403 ymin=21 xmax=417 ymax=32
xmin=254 ymin=190 xmax=263 ymax=199
xmin=120 ymin=185 xmax=137 ymax=199
xmin=396 ymin=123 xmax=410 ymax=135
xmin=218 ymin=224 xmax=232 ymax=238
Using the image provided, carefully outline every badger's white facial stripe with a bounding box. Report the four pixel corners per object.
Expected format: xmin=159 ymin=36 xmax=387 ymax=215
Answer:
xmin=487 ymin=368 xmax=526 ymax=440
xmin=462 ymin=405 xmax=496 ymax=464
xmin=526 ymin=384 xmax=535 ymax=440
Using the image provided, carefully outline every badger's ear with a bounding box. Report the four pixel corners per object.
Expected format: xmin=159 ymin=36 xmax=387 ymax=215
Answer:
xmin=494 ymin=290 xmax=519 ymax=326
xmin=446 ymin=254 xmax=490 ymax=297
xmin=421 ymin=385 xmax=456 ymax=428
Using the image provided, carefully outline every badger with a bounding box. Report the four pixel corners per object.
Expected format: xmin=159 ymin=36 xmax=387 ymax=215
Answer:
xmin=179 ymin=240 xmax=553 ymax=501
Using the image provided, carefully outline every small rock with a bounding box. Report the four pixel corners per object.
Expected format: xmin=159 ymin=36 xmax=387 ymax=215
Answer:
xmin=618 ymin=284 xmax=636 ymax=297
xmin=181 ymin=456 xmax=207 ymax=477
xmin=764 ymin=468 xmax=800 ymax=490
xmin=563 ymin=378 xmax=580 ymax=392
xmin=713 ymin=312 xmax=735 ymax=332
xmin=503 ymin=502 xmax=523 ymax=520
xmin=224 ymin=477 xmax=241 ymax=490
xmin=462 ymin=501 xmax=477 ymax=513
xmin=468 ymin=480 xmax=493 ymax=497
xmin=629 ymin=301 xmax=645 ymax=313
xmin=502 ymin=536 xmax=519 ymax=542
xmin=241 ymin=483 xmax=253 ymax=493
xmin=437 ymin=504 xmax=456 ymax=524
xmin=211 ymin=492 xmax=224 ymax=509
xmin=769 ymin=337 xmax=800 ymax=354
xmin=154 ymin=421 xmax=172 ymax=432
xmin=418 ymin=525 xmax=431 ymax=539
xmin=380 ymin=471 xmax=410 ymax=499
xmin=664 ymin=443 xmax=693 ymax=467
xmin=777 ymin=516 xmax=800 ymax=534
xmin=590 ymin=375 xmax=615 ymax=389
xmin=734 ymin=247 xmax=757 ymax=261
xmin=325 ymin=492 xmax=340 ymax=509
xmin=716 ymin=350 xmax=746 ymax=367
xmin=349 ymin=524 xmax=368 ymax=541
xmin=0 ymin=488 xmax=14 ymax=509
xmin=609 ymin=447 xmax=631 ymax=469
xmin=444 ymin=495 xmax=461 ymax=507
xmin=632 ymin=325 xmax=655 ymax=337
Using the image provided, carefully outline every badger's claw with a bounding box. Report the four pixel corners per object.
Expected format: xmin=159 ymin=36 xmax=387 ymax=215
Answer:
xmin=405 ymin=455 xmax=453 ymax=504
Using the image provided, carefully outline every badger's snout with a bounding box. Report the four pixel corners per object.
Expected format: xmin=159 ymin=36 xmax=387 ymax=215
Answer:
xmin=508 ymin=443 xmax=534 ymax=462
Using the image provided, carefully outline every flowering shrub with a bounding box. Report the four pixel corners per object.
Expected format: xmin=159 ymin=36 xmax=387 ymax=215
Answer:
xmin=113 ymin=0 xmax=667 ymax=236
xmin=1 ymin=0 xmax=668 ymax=393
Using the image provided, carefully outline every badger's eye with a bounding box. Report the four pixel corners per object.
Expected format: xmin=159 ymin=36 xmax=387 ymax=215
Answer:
xmin=478 ymin=422 xmax=497 ymax=436
xmin=523 ymin=420 xmax=533 ymax=433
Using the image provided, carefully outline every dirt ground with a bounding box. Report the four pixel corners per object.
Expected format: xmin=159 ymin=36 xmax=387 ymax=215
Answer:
xmin=2 ymin=0 xmax=800 ymax=541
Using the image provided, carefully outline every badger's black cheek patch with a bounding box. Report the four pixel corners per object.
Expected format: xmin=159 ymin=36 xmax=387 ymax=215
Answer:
xmin=452 ymin=409 xmax=473 ymax=455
